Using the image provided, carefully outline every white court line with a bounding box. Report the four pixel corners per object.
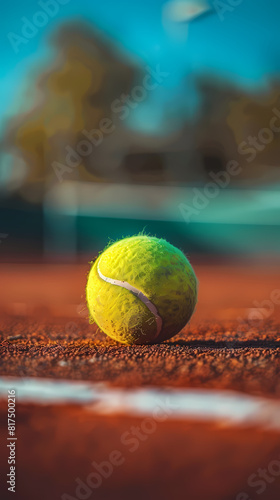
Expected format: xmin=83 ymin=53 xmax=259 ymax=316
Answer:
xmin=0 ymin=377 xmax=280 ymax=431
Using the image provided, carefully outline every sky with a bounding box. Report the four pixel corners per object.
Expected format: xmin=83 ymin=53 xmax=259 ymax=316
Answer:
xmin=1 ymin=0 xmax=280 ymax=133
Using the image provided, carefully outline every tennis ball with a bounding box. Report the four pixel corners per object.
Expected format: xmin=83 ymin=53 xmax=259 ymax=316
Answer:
xmin=86 ymin=235 xmax=197 ymax=345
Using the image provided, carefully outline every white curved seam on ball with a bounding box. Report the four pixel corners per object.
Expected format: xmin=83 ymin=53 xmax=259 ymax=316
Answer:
xmin=97 ymin=262 xmax=162 ymax=339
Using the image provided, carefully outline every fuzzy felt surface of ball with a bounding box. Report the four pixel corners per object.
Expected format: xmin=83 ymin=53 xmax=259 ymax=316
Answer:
xmin=86 ymin=235 xmax=197 ymax=344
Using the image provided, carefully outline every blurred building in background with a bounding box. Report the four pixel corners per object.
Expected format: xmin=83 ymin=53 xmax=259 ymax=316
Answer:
xmin=0 ymin=1 xmax=280 ymax=260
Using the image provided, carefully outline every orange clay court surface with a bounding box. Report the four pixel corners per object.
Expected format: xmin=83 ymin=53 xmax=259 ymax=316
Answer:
xmin=0 ymin=261 xmax=280 ymax=500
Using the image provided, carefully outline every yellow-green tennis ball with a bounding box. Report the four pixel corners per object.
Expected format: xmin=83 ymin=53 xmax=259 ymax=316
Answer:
xmin=86 ymin=235 xmax=197 ymax=345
